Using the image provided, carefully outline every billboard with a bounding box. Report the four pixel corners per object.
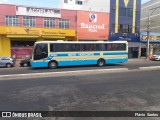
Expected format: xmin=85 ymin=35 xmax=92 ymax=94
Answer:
xmin=11 ymin=47 xmax=32 ymax=59
xmin=16 ymin=6 xmax=61 ymax=18
xmin=77 ymin=11 xmax=109 ymax=40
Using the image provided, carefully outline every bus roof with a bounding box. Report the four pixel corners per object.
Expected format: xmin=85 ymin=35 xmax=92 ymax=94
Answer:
xmin=35 ymin=41 xmax=128 ymax=44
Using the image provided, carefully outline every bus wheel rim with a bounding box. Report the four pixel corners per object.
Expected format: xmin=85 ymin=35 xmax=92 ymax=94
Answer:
xmin=51 ymin=62 xmax=56 ymax=67
xmin=99 ymin=62 xmax=103 ymax=66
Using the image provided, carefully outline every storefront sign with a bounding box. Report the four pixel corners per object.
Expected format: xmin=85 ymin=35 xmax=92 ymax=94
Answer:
xmin=11 ymin=47 xmax=32 ymax=59
xmin=77 ymin=11 xmax=109 ymax=40
xmin=0 ymin=26 xmax=75 ymax=37
xmin=119 ymin=37 xmax=131 ymax=41
xmin=141 ymin=35 xmax=160 ymax=41
xmin=16 ymin=6 xmax=61 ymax=18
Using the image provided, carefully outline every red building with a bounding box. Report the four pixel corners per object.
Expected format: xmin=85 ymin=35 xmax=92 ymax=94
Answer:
xmin=0 ymin=4 xmax=109 ymax=58
xmin=0 ymin=4 xmax=77 ymax=58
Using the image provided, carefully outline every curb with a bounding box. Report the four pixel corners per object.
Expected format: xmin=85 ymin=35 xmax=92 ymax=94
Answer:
xmin=0 ymin=68 xmax=129 ymax=79
xmin=139 ymin=66 xmax=160 ymax=70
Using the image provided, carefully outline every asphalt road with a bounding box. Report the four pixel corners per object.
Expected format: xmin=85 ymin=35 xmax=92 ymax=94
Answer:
xmin=0 ymin=59 xmax=160 ymax=75
xmin=1 ymin=69 xmax=160 ymax=120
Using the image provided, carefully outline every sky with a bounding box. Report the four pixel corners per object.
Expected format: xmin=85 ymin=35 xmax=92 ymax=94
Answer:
xmin=0 ymin=0 xmax=151 ymax=8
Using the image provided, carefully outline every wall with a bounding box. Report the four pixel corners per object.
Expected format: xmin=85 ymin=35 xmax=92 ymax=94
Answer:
xmin=0 ymin=35 xmax=11 ymax=56
xmin=0 ymin=4 xmax=16 ymax=26
xmin=77 ymin=11 xmax=109 ymax=40
xmin=109 ymin=0 xmax=141 ymax=42
xmin=61 ymin=9 xmax=77 ymax=29
xmin=61 ymin=0 xmax=110 ymax=13
xmin=0 ymin=4 xmax=76 ymax=29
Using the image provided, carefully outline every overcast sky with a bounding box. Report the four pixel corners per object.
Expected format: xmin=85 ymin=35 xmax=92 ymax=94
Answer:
xmin=0 ymin=0 xmax=151 ymax=8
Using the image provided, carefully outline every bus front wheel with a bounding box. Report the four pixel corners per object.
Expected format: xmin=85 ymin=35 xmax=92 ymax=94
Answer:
xmin=97 ymin=59 xmax=105 ymax=67
xmin=49 ymin=61 xmax=58 ymax=69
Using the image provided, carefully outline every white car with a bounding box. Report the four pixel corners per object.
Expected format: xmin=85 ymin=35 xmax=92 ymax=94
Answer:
xmin=0 ymin=57 xmax=15 ymax=68
xmin=152 ymin=52 xmax=160 ymax=61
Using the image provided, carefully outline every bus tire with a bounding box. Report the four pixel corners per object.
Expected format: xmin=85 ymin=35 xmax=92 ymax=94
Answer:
xmin=97 ymin=59 xmax=105 ymax=67
xmin=48 ymin=61 xmax=58 ymax=69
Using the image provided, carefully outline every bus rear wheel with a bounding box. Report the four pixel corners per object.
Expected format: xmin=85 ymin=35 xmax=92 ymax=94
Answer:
xmin=49 ymin=61 xmax=57 ymax=69
xmin=97 ymin=59 xmax=105 ymax=67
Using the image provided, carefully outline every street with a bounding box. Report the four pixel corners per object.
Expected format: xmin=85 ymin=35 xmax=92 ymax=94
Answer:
xmin=0 ymin=59 xmax=160 ymax=75
xmin=0 ymin=64 xmax=160 ymax=120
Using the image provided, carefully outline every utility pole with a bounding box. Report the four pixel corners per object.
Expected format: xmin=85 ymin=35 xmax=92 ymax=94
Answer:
xmin=146 ymin=10 xmax=150 ymax=59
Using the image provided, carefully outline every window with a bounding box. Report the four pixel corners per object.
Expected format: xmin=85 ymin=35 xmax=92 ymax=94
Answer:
xmin=44 ymin=18 xmax=55 ymax=28
xmin=64 ymin=0 xmax=68 ymax=3
xmin=54 ymin=10 xmax=60 ymax=14
xmin=2 ymin=57 xmax=10 ymax=60
xmin=6 ymin=16 xmax=19 ymax=26
xmin=34 ymin=43 xmax=48 ymax=60
xmin=119 ymin=24 xmax=132 ymax=33
xmin=59 ymin=19 xmax=69 ymax=29
xmin=23 ymin=16 xmax=36 ymax=27
xmin=106 ymin=44 xmax=126 ymax=51
xmin=76 ymin=0 xmax=83 ymax=5
xmin=119 ymin=8 xmax=133 ymax=17
xmin=50 ymin=44 xmax=106 ymax=52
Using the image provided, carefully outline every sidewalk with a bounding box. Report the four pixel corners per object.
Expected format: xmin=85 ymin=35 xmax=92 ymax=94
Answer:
xmin=14 ymin=60 xmax=21 ymax=67
xmin=128 ymin=57 xmax=154 ymax=63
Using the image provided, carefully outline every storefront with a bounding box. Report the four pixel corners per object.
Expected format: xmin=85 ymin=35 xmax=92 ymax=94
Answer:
xmin=0 ymin=26 xmax=76 ymax=59
xmin=141 ymin=32 xmax=160 ymax=57
xmin=128 ymin=42 xmax=145 ymax=58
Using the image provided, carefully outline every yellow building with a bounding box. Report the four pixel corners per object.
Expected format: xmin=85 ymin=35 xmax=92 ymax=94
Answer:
xmin=0 ymin=26 xmax=76 ymax=58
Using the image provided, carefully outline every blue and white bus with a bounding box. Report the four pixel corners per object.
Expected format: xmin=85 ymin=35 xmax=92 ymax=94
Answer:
xmin=30 ymin=41 xmax=128 ymax=68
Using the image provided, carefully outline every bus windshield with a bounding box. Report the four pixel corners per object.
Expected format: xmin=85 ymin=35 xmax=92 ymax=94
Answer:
xmin=34 ymin=43 xmax=48 ymax=60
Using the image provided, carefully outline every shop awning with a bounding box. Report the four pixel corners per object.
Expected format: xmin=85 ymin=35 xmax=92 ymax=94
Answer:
xmin=7 ymin=35 xmax=39 ymax=38
xmin=42 ymin=35 xmax=65 ymax=39
xmin=128 ymin=42 xmax=146 ymax=48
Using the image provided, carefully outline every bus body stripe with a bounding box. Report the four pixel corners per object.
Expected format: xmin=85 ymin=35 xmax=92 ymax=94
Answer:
xmin=103 ymin=52 xmax=128 ymax=55
xmin=30 ymin=58 xmax=128 ymax=68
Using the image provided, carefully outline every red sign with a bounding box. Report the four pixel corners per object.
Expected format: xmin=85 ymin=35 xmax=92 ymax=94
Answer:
xmin=11 ymin=47 xmax=32 ymax=59
xmin=77 ymin=11 xmax=109 ymax=40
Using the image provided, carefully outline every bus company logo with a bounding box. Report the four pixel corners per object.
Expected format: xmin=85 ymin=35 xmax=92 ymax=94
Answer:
xmin=2 ymin=112 xmax=11 ymax=117
xmin=89 ymin=14 xmax=97 ymax=23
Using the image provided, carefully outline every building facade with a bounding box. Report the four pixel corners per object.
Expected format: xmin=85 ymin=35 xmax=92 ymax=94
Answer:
xmin=0 ymin=4 xmax=76 ymax=59
xmin=109 ymin=0 xmax=141 ymax=58
xmin=61 ymin=0 xmax=110 ymax=13
xmin=0 ymin=0 xmax=141 ymax=58
xmin=141 ymin=0 xmax=160 ymax=56
xmin=61 ymin=0 xmax=142 ymax=58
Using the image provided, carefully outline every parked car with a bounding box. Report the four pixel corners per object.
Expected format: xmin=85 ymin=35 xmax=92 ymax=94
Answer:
xmin=19 ymin=58 xmax=30 ymax=67
xmin=0 ymin=56 xmax=15 ymax=68
xmin=152 ymin=52 xmax=160 ymax=61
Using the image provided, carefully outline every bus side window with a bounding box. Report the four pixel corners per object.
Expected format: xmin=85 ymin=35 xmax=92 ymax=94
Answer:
xmin=75 ymin=44 xmax=80 ymax=51
xmin=107 ymin=44 xmax=112 ymax=51
xmin=35 ymin=47 xmax=41 ymax=55
xmin=104 ymin=44 xmax=107 ymax=51
xmin=96 ymin=44 xmax=103 ymax=51
xmin=50 ymin=44 xmax=57 ymax=52
xmin=89 ymin=44 xmax=94 ymax=51
xmin=80 ymin=44 xmax=84 ymax=51
xmin=93 ymin=45 xmax=96 ymax=51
